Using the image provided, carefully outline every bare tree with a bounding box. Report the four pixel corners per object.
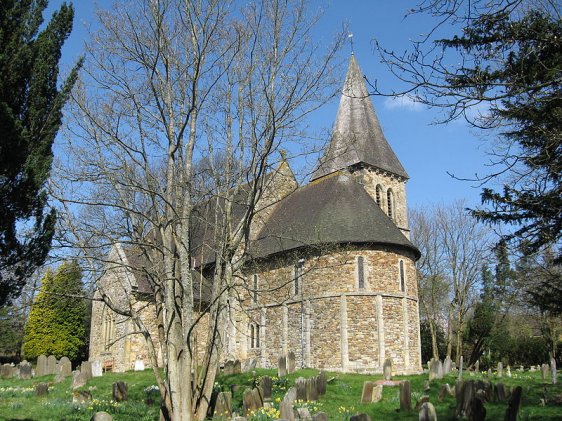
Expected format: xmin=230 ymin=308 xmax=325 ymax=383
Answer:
xmin=410 ymin=201 xmax=491 ymax=363
xmin=52 ymin=1 xmax=344 ymax=420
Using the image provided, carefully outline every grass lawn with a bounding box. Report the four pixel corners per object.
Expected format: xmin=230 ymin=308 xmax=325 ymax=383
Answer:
xmin=0 ymin=367 xmax=560 ymax=420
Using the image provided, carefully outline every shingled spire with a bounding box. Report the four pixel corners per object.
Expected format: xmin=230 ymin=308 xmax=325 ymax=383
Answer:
xmin=310 ymin=55 xmax=408 ymax=181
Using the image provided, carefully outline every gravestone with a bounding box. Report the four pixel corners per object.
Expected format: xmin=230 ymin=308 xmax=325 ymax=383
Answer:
xmin=260 ymin=375 xmax=273 ymax=401
xmin=224 ymin=360 xmax=234 ymax=375
xmin=59 ymin=356 xmax=72 ymax=378
xmin=35 ymin=382 xmax=49 ymax=396
xmin=280 ymin=397 xmax=295 ymax=421
xmin=81 ymin=361 xmax=93 ymax=380
xmin=243 ymin=388 xmax=263 ymax=417
xmin=284 ymin=386 xmax=297 ymax=404
xmin=497 ymin=362 xmax=503 ymax=378
xmin=134 ymin=359 xmax=145 ymax=371
xmin=551 ymin=358 xmax=557 ymax=385
xmin=541 ymin=363 xmax=549 ymax=380
xmin=438 ymin=383 xmax=451 ymax=402
xmin=414 ymin=395 xmax=430 ymax=411
xmin=504 ymin=386 xmax=522 ymax=421
xmin=296 ymin=407 xmax=310 ymax=420
xmin=444 ymin=355 xmax=452 ymax=374
xmin=495 ymin=382 xmax=508 ymax=401
xmin=349 ymin=414 xmax=372 ymax=421
xmin=233 ymin=359 xmax=241 ymax=374
xmin=306 ymin=376 xmax=319 ymax=401
xmin=455 ymin=380 xmax=471 ymax=418
xmin=90 ymin=412 xmax=113 ymax=421
xmin=278 ymin=356 xmax=287 ymax=377
xmin=418 ymin=402 xmax=437 ymax=421
xmin=429 ymin=359 xmax=440 ymax=381
xmin=383 ymin=358 xmax=392 ymax=380
xmin=360 ymin=381 xmax=374 ymax=404
xmin=36 ymin=354 xmax=48 ymax=377
xmin=295 ymin=377 xmax=307 ymax=401
xmin=73 ymin=390 xmax=92 ymax=404
xmin=47 ymin=355 xmax=57 ymax=375
xmin=474 ymin=360 xmax=480 ymax=373
xmin=287 ymin=351 xmax=296 ymax=373
xmin=317 ymin=371 xmax=327 ymax=395
xmin=487 ymin=368 xmax=492 ymax=377
xmin=112 ymin=381 xmax=128 ymax=402
xmin=469 ymin=396 xmax=486 ymax=421
xmin=0 ymin=364 xmax=13 ymax=379
xmin=312 ymin=412 xmax=328 ymax=421
xmin=19 ymin=361 xmax=32 ymax=380
xmin=72 ymin=370 xmax=88 ymax=390
xmin=91 ymin=360 xmax=102 ymax=377
xmin=399 ymin=380 xmax=412 ymax=411
xmin=214 ymin=391 xmax=232 ymax=418
xmin=372 ymin=385 xmax=383 ymax=403
xmin=506 ymin=365 xmax=512 ymax=378
xmin=423 ymin=380 xmax=430 ymax=391
xmin=458 ymin=356 xmax=464 ymax=380
xmin=242 ymin=358 xmax=257 ymax=372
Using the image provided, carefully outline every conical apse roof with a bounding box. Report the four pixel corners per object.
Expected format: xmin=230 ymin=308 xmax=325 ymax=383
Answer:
xmin=310 ymin=55 xmax=408 ymax=181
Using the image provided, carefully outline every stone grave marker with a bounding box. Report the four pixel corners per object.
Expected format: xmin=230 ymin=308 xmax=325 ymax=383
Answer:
xmin=423 ymin=380 xmax=430 ymax=391
xmin=504 ymin=386 xmax=522 ymax=421
xmin=214 ymin=391 xmax=232 ymax=419
xmin=429 ymin=359 xmax=440 ymax=381
xmin=444 ymin=355 xmax=452 ymax=374
xmin=81 ymin=361 xmax=93 ymax=380
xmin=72 ymin=370 xmax=88 ymax=390
xmin=19 ymin=361 xmax=32 ymax=380
xmin=317 ymin=371 xmax=327 ymax=395
xmin=73 ymin=390 xmax=92 ymax=404
xmin=296 ymin=407 xmax=310 ymax=419
xmin=295 ymin=377 xmax=307 ymax=401
xmin=487 ymin=368 xmax=492 ymax=377
xmin=59 ymin=357 xmax=72 ymax=378
xmin=91 ymin=360 xmax=102 ymax=377
xmin=0 ymin=364 xmax=13 ymax=379
xmin=414 ymin=395 xmax=430 ymax=411
xmin=360 ymin=381 xmax=374 ymax=404
xmin=438 ymin=383 xmax=451 ymax=402
xmin=455 ymin=380 xmax=471 ymax=418
xmin=541 ymin=363 xmax=549 ymax=380
xmin=224 ymin=360 xmax=234 ymax=375
xmin=287 ymin=351 xmax=296 ymax=373
xmin=112 ymin=381 xmax=128 ymax=402
xmin=506 ymin=365 xmax=512 ymax=378
xmin=36 ymin=382 xmax=49 ymax=396
xmin=399 ymin=380 xmax=412 ymax=411
xmin=284 ymin=386 xmax=297 ymax=404
xmin=383 ymin=358 xmax=392 ymax=380
xmin=47 ymin=355 xmax=57 ymax=375
xmin=306 ymin=376 xmax=319 ymax=401
xmin=474 ymin=360 xmax=480 ymax=373
xmin=469 ymin=396 xmax=486 ymax=421
xmin=551 ymin=358 xmax=557 ymax=385
xmin=90 ymin=412 xmax=113 ymax=421
xmin=233 ymin=359 xmax=241 ymax=374
xmin=312 ymin=412 xmax=328 ymax=421
xmin=278 ymin=356 xmax=287 ymax=377
xmin=280 ymin=396 xmax=295 ymax=421
xmin=372 ymin=385 xmax=383 ymax=403
xmin=134 ymin=359 xmax=145 ymax=371
xmin=497 ymin=362 xmax=503 ymax=378
xmin=495 ymin=382 xmax=508 ymax=401
xmin=418 ymin=402 xmax=437 ymax=421
xmin=242 ymin=357 xmax=257 ymax=372
xmin=36 ymin=354 xmax=48 ymax=377
xmin=350 ymin=414 xmax=372 ymax=421
xmin=242 ymin=388 xmax=263 ymax=417
xmin=260 ymin=375 xmax=273 ymax=401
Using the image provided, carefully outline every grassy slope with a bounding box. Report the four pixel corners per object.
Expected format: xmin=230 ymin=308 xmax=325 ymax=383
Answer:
xmin=0 ymin=368 xmax=560 ymax=420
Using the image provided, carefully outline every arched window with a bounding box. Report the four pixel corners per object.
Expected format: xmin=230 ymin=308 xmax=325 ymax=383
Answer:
xmin=387 ymin=189 xmax=395 ymax=219
xmin=399 ymin=260 xmax=406 ymax=292
xmin=375 ymin=185 xmax=383 ymax=208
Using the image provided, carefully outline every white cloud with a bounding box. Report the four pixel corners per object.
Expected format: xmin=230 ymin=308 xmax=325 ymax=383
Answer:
xmin=384 ymin=94 xmax=424 ymax=111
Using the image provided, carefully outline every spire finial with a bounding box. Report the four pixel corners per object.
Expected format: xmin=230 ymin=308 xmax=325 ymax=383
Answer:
xmin=348 ymin=33 xmax=354 ymax=55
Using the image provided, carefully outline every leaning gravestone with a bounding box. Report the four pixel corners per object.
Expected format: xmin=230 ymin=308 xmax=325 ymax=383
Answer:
xmin=383 ymin=358 xmax=392 ymax=380
xmin=36 ymin=354 xmax=48 ymax=377
xmin=317 ymin=371 xmax=327 ymax=396
xmin=349 ymin=414 xmax=372 ymax=421
xmin=278 ymin=356 xmax=287 ymax=377
xmin=284 ymin=386 xmax=297 ymax=404
xmin=19 ymin=361 xmax=32 ymax=380
xmin=418 ymin=402 xmax=437 ymax=421
xmin=81 ymin=361 xmax=93 ymax=380
xmin=469 ymin=395 xmax=486 ymax=421
xmin=287 ymin=351 xmax=296 ymax=373
xmin=360 ymin=381 xmax=374 ymax=404
xmin=399 ymin=380 xmax=412 ymax=411
xmin=72 ymin=370 xmax=88 ymax=390
xmin=497 ymin=362 xmax=503 ymax=378
xmin=438 ymin=383 xmax=452 ymax=402
xmin=444 ymin=355 xmax=452 ymax=374
xmin=47 ymin=355 xmax=57 ymax=375
xmin=414 ymin=395 xmax=430 ymax=411
xmin=551 ymin=358 xmax=557 ymax=385
xmin=112 ymin=381 xmax=128 ymax=402
xmin=214 ymin=391 xmax=232 ymax=419
xmin=243 ymin=388 xmax=263 ymax=417
xmin=280 ymin=396 xmax=295 ymax=421
xmin=504 ymin=386 xmax=522 ymax=421
xmin=91 ymin=360 xmax=103 ymax=377
xmin=260 ymin=375 xmax=273 ymax=401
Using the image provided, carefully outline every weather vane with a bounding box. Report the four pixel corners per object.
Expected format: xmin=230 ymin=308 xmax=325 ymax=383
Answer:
xmin=348 ymin=33 xmax=354 ymax=54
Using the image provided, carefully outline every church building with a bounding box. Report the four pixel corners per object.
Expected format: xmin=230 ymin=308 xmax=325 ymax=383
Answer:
xmin=89 ymin=55 xmax=422 ymax=375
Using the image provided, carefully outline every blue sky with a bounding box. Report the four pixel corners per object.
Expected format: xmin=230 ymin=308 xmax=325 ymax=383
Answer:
xmin=50 ymin=0 xmax=494 ymax=210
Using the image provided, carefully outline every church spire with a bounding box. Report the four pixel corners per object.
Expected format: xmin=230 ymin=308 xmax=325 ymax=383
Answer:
xmin=310 ymin=55 xmax=408 ymax=181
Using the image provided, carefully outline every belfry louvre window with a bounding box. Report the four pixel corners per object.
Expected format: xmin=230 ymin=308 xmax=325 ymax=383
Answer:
xmin=399 ymin=260 xmax=406 ymax=292
xmin=375 ymin=185 xmax=383 ymax=208
xmin=357 ymin=256 xmax=365 ymax=289
xmin=387 ymin=189 xmax=394 ymax=219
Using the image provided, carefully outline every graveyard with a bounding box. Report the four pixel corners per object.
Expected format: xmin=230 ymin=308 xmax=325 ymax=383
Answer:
xmin=0 ymin=356 xmax=560 ymax=420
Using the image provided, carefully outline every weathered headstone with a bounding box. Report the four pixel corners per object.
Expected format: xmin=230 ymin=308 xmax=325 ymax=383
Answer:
xmin=91 ymin=360 xmax=102 ymax=377
xmin=350 ymin=413 xmax=372 ymax=421
xmin=243 ymin=388 xmax=263 ymax=417
xmin=495 ymin=382 xmax=508 ymax=402
xmin=317 ymin=371 xmax=327 ymax=395
xmin=81 ymin=361 xmax=93 ymax=380
xmin=287 ymin=351 xmax=296 ymax=373
xmin=295 ymin=377 xmax=307 ymax=401
xmin=280 ymin=397 xmax=295 ymax=421
xmin=214 ymin=391 xmax=232 ymax=419
xmin=423 ymin=380 xmax=430 ymax=391
xmin=0 ymin=364 xmax=13 ymax=379
xmin=260 ymin=375 xmax=273 ymax=401
xmin=306 ymin=376 xmax=319 ymax=401
xmin=444 ymin=355 xmax=452 ymax=374
xmin=506 ymin=365 xmax=512 ymax=378
xmin=19 ymin=361 xmax=32 ymax=380
xmin=455 ymin=380 xmax=471 ymax=418
xmin=134 ymin=359 xmax=144 ymax=371
xmin=242 ymin=358 xmax=257 ymax=372
xmin=399 ymin=380 xmax=412 ymax=412
xmin=372 ymin=385 xmax=383 ymax=403
xmin=383 ymin=358 xmax=392 ymax=380
xmin=469 ymin=396 xmax=486 ymax=421
xmin=35 ymin=382 xmax=49 ymax=396
xmin=458 ymin=356 xmax=464 ymax=379
xmin=360 ymin=381 xmax=374 ymax=404
xmin=497 ymin=362 xmax=503 ymax=378
xmin=487 ymin=368 xmax=492 ymax=377
xmin=284 ymin=386 xmax=297 ymax=404
xmin=233 ymin=359 xmax=241 ymax=374
xmin=312 ymin=412 xmax=328 ymax=421
xmin=73 ymin=390 xmax=92 ymax=404
xmin=418 ymin=402 xmax=437 ymax=421
xmin=541 ymin=363 xmax=549 ymax=380
xmin=47 ymin=355 xmax=57 ymax=375
xmin=72 ymin=370 xmax=88 ymax=390
xmin=59 ymin=357 xmax=72 ymax=378
xmin=504 ymin=386 xmax=522 ymax=421
xmin=551 ymin=358 xmax=557 ymax=385
xmin=296 ymin=407 xmax=311 ymax=420
xmin=429 ymin=359 xmax=441 ymax=381
xmin=414 ymin=395 xmax=430 ymax=411
xmin=224 ymin=360 xmax=234 ymax=375
xmin=278 ymin=356 xmax=287 ymax=377
xmin=36 ymin=354 xmax=48 ymax=377
xmin=438 ymin=383 xmax=451 ymax=402
xmin=112 ymin=381 xmax=128 ymax=402
xmin=474 ymin=360 xmax=480 ymax=373
xmin=90 ymin=412 xmax=113 ymax=421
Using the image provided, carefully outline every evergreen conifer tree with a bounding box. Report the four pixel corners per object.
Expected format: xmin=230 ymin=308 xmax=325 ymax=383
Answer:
xmin=23 ymin=261 xmax=87 ymax=363
xmin=0 ymin=0 xmax=82 ymax=306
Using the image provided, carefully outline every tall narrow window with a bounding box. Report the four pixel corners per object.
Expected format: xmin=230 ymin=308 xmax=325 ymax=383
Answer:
xmin=357 ymin=256 xmax=365 ymax=289
xmin=255 ymin=324 xmax=260 ymax=348
xmin=253 ymin=274 xmax=258 ymax=304
xmin=375 ymin=185 xmax=383 ymax=208
xmin=387 ymin=189 xmax=394 ymax=219
xmin=103 ymin=310 xmax=115 ymax=351
xmin=399 ymin=260 xmax=405 ymax=292
xmin=250 ymin=323 xmax=260 ymax=349
xmin=293 ymin=262 xmax=303 ymax=295
xmin=250 ymin=324 xmax=255 ymax=348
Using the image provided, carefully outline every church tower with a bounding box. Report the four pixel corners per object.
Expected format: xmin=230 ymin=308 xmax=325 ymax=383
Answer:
xmin=311 ymin=55 xmax=410 ymax=238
